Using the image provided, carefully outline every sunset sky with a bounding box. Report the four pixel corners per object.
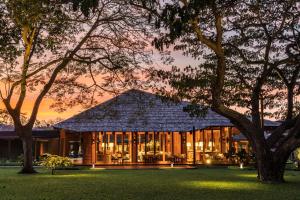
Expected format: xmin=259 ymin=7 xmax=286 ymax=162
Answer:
xmin=0 ymin=51 xmax=197 ymax=122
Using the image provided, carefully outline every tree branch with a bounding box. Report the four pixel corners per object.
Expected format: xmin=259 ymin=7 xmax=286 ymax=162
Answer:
xmin=26 ymin=12 xmax=102 ymax=128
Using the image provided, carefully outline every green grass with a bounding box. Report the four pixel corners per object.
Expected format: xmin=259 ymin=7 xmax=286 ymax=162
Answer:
xmin=0 ymin=167 xmax=299 ymax=200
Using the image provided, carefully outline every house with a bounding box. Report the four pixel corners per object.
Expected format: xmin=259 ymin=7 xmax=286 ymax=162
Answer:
xmin=54 ymin=89 xmax=279 ymax=165
xmin=0 ymin=124 xmax=59 ymax=161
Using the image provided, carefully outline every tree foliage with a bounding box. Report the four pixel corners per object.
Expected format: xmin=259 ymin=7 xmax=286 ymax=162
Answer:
xmin=0 ymin=0 xmax=152 ymax=173
xmin=139 ymin=0 xmax=300 ymax=183
xmin=62 ymin=0 xmax=99 ymax=16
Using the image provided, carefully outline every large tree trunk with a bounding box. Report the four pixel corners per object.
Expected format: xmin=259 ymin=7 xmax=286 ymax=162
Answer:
xmin=255 ymin=148 xmax=286 ymax=183
xmin=257 ymin=158 xmax=286 ymax=183
xmin=19 ymin=134 xmax=36 ymax=174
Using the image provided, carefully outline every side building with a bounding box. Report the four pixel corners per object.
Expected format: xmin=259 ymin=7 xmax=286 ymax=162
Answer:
xmin=0 ymin=124 xmax=59 ymax=161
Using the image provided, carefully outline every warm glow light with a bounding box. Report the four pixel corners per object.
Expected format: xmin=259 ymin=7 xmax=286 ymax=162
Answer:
xmin=109 ymin=143 xmax=114 ymax=148
xmin=206 ymin=159 xmax=211 ymax=165
xmin=195 ymin=142 xmax=203 ymax=147
xmin=199 ymin=142 xmax=203 ymax=147
xmin=240 ymin=163 xmax=244 ymax=169
xmin=217 ymin=153 xmax=224 ymax=158
xmin=187 ymin=142 xmax=191 ymax=147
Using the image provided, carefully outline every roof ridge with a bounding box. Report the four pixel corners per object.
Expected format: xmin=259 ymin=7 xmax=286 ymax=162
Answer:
xmin=54 ymin=89 xmax=155 ymax=127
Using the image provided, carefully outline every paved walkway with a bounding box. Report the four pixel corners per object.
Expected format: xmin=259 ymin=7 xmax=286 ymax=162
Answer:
xmin=0 ymin=165 xmax=198 ymax=170
xmin=91 ymin=165 xmax=197 ymax=170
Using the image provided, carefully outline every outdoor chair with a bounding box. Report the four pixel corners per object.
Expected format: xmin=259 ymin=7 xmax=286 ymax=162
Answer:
xmin=111 ymin=155 xmax=119 ymax=164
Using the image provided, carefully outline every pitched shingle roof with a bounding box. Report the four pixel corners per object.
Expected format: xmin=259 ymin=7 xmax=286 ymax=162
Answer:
xmin=0 ymin=124 xmax=14 ymax=132
xmin=232 ymin=133 xmax=248 ymax=141
xmin=0 ymin=124 xmax=59 ymax=139
xmin=54 ymin=89 xmax=279 ymax=132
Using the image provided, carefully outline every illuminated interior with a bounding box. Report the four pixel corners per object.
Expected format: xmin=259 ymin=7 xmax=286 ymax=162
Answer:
xmin=60 ymin=126 xmax=249 ymax=165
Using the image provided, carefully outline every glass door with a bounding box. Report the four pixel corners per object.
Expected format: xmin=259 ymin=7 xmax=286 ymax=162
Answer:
xmin=96 ymin=132 xmax=105 ymax=163
xmin=96 ymin=132 xmax=131 ymax=164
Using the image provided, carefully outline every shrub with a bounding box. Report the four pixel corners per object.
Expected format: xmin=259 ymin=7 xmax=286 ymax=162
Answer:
xmin=236 ymin=149 xmax=247 ymax=164
xmin=295 ymin=149 xmax=300 ymax=169
xmin=17 ymin=154 xmax=24 ymax=166
xmin=40 ymin=154 xmax=72 ymax=175
xmin=224 ymin=146 xmax=236 ymax=163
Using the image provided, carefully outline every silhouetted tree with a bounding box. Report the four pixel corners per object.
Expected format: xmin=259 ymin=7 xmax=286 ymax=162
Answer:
xmin=137 ymin=0 xmax=299 ymax=183
xmin=0 ymin=0 xmax=151 ymax=173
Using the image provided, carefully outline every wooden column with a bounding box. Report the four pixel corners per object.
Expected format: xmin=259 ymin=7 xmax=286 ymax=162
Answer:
xmin=154 ymin=132 xmax=156 ymax=156
xmin=135 ymin=132 xmax=138 ymax=162
xmin=180 ymin=132 xmax=183 ymax=154
xmin=81 ymin=132 xmax=94 ymax=165
xmin=229 ymin=127 xmax=233 ymax=150
xmin=203 ymin=130 xmax=206 ymax=155
xmin=165 ymin=133 xmax=168 ymax=154
xmin=162 ymin=132 xmax=166 ymax=162
xmin=131 ymin=132 xmax=134 ymax=162
xmin=103 ymin=132 xmax=107 ymax=163
xmin=198 ymin=130 xmax=202 ymax=161
xmin=79 ymin=133 xmax=82 ymax=157
xmin=40 ymin=142 xmax=44 ymax=155
xmin=91 ymin=132 xmax=96 ymax=165
xmin=145 ymin=132 xmax=148 ymax=156
xmin=184 ymin=132 xmax=187 ymax=162
xmin=211 ymin=129 xmax=214 ymax=151
xmin=122 ymin=131 xmax=125 ymax=164
xmin=130 ymin=132 xmax=136 ymax=162
xmin=192 ymin=127 xmax=196 ymax=165
xmin=181 ymin=132 xmax=187 ymax=155
xmin=59 ymin=129 xmax=66 ymax=157
xmin=220 ymin=127 xmax=223 ymax=153
xmin=113 ymin=132 xmax=116 ymax=154
xmin=171 ymin=132 xmax=174 ymax=155
xmin=129 ymin=132 xmax=132 ymax=162
xmin=8 ymin=140 xmax=12 ymax=160
xmin=34 ymin=140 xmax=37 ymax=160
xmin=58 ymin=133 xmax=61 ymax=157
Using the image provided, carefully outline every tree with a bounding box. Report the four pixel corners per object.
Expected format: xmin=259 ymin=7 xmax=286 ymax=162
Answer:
xmin=0 ymin=0 xmax=151 ymax=173
xmin=137 ymin=0 xmax=299 ymax=183
xmin=0 ymin=109 xmax=27 ymax=125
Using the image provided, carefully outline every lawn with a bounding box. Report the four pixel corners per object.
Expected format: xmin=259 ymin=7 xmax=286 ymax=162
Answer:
xmin=0 ymin=167 xmax=299 ymax=200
